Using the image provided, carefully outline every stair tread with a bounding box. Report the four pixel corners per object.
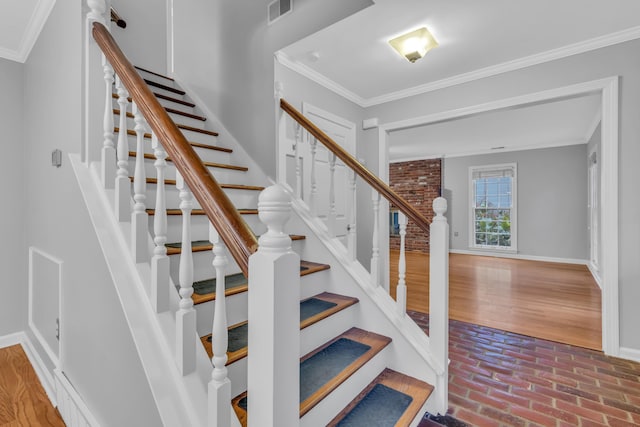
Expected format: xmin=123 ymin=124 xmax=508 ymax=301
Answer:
xmin=327 ymin=368 xmax=434 ymax=427
xmin=165 ymin=235 xmax=306 ymax=255
xmin=113 ymin=112 xmax=218 ymax=137
xmin=200 ymin=292 xmax=359 ymax=362
xmin=134 ymin=66 xmax=174 ymax=82
xmin=144 ymin=78 xmax=186 ymax=95
xmin=114 ymin=126 xmax=232 ymax=152
xmin=142 ymin=178 xmax=263 ymax=191
xmin=165 ymin=106 xmax=206 ymax=122
xmin=112 ymin=91 xmax=196 ymax=108
xmin=190 ymin=261 xmax=330 ymax=306
xmin=128 ymin=151 xmax=248 ymax=171
xmin=146 ymin=208 xmax=257 ymax=216
xmin=232 ymin=327 xmax=392 ymax=423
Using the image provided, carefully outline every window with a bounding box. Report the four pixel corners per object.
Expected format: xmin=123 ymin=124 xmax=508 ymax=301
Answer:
xmin=389 ymin=210 xmax=400 ymax=236
xmin=469 ymin=164 xmax=516 ymax=251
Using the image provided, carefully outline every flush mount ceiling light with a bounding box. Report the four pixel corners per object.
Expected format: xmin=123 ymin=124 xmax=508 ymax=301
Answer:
xmin=388 ymin=27 xmax=438 ymax=63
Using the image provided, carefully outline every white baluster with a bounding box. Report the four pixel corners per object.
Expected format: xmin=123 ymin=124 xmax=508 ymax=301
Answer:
xmin=131 ymin=102 xmax=148 ymax=263
xmin=208 ymin=225 xmax=231 ymax=427
xmin=396 ymin=212 xmax=408 ymax=316
xmin=294 ymin=123 xmax=303 ymax=199
xmin=370 ymin=190 xmax=381 ymax=287
xmin=101 ymin=55 xmax=116 ymax=188
xmin=176 ymin=171 xmax=196 ymax=375
xmin=309 ymin=138 xmax=318 ymax=216
xmin=114 ymin=75 xmax=131 ymax=222
xmin=248 ymin=185 xmax=300 ymax=427
xmin=328 ymin=153 xmax=337 ymax=237
xmin=429 ymin=197 xmax=449 ymax=414
xmin=150 ymin=133 xmax=169 ymax=313
xmin=347 ymin=169 xmax=357 ymax=261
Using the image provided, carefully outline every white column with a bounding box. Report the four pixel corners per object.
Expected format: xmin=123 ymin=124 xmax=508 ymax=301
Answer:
xmin=328 ymin=153 xmax=337 ymax=237
xmin=176 ymin=171 xmax=196 ymax=375
xmin=309 ymin=138 xmax=318 ymax=217
xmin=101 ymin=55 xmax=116 ymax=188
xmin=429 ymin=197 xmax=449 ymax=414
xmin=114 ymin=75 xmax=131 ymax=222
xmin=347 ymin=169 xmax=357 ymax=261
xmin=150 ymin=133 xmax=169 ymax=313
xmin=208 ymin=225 xmax=231 ymax=427
xmin=248 ymin=185 xmax=300 ymax=427
xmin=294 ymin=123 xmax=303 ymax=200
xmin=131 ymin=102 xmax=148 ymax=263
xmin=370 ymin=190 xmax=381 ymax=287
xmin=396 ymin=212 xmax=407 ymax=316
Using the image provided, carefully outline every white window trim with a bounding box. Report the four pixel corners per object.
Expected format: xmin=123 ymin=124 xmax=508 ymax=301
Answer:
xmin=468 ymin=163 xmax=518 ymax=252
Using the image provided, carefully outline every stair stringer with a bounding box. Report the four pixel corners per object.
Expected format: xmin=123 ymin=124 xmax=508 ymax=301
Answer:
xmin=71 ymin=156 xmax=241 ymax=427
xmin=282 ymin=186 xmax=447 ymax=417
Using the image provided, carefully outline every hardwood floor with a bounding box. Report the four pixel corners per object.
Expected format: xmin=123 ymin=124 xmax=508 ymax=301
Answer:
xmin=0 ymin=345 xmax=64 ymax=427
xmin=390 ymin=250 xmax=602 ymax=350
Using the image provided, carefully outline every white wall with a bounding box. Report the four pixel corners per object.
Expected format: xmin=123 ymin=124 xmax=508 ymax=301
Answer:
xmin=587 ymin=123 xmax=602 ymax=277
xmin=0 ymin=58 xmax=27 ymax=337
xmin=443 ymin=145 xmax=589 ymax=260
xmin=22 ymin=0 xmax=162 ymax=425
xmin=365 ymin=39 xmax=640 ymax=351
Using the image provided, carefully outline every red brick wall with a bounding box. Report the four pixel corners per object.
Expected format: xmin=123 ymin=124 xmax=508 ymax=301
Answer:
xmin=389 ymin=159 xmax=441 ymax=253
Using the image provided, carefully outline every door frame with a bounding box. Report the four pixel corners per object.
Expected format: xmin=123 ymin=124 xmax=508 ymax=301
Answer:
xmin=377 ymin=76 xmax=619 ymax=356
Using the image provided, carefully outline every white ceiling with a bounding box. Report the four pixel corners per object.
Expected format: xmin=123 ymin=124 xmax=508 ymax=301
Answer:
xmin=0 ymin=0 xmax=55 ymax=63
xmin=281 ymin=0 xmax=640 ymax=106
xmin=388 ymin=94 xmax=601 ymax=161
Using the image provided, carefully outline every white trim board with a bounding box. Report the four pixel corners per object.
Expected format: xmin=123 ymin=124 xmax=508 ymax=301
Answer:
xmin=0 ymin=331 xmax=57 ymax=407
xmin=449 ymin=249 xmax=588 ymax=266
xmin=378 ymin=76 xmax=620 ymax=357
xmin=276 ymin=26 xmax=640 ymax=108
xmin=620 ymin=347 xmax=640 ymax=364
xmin=0 ymin=0 xmax=56 ymax=63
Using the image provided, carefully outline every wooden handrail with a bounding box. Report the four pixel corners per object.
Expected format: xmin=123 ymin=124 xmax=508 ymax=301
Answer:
xmin=93 ymin=22 xmax=258 ymax=275
xmin=280 ymin=98 xmax=431 ymax=233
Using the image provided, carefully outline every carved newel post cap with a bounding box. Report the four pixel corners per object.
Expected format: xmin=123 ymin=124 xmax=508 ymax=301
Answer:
xmin=258 ymin=185 xmax=292 ymax=252
xmin=433 ymin=197 xmax=448 ymax=217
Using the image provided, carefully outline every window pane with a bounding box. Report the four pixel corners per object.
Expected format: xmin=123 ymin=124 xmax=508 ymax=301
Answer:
xmin=475 ymin=233 xmax=486 ymax=245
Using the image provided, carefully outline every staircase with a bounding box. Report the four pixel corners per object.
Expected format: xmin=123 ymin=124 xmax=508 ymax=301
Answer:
xmin=77 ymin=16 xmax=449 ymax=427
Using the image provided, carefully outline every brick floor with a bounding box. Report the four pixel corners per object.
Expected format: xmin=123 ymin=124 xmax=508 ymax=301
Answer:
xmin=409 ymin=311 xmax=640 ymax=427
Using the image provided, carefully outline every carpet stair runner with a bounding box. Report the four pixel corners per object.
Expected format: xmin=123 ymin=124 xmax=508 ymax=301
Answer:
xmin=127 ymin=66 xmax=435 ymax=426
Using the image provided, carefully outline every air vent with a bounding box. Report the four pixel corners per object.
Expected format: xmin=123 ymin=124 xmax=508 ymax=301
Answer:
xmin=268 ymin=0 xmax=292 ymax=25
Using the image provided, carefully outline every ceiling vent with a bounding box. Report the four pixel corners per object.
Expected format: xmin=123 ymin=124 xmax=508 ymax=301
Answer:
xmin=268 ymin=0 xmax=292 ymax=25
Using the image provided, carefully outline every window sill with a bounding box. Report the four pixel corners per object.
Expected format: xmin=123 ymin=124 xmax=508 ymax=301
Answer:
xmin=469 ymin=246 xmax=517 ymax=254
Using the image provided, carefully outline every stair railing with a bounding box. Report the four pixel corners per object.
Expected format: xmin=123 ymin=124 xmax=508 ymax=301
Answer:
xmin=89 ymin=14 xmax=258 ymax=425
xmin=278 ymin=97 xmax=450 ymax=413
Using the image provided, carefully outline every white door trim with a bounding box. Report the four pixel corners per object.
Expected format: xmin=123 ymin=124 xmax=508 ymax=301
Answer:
xmin=378 ymin=76 xmax=620 ymax=356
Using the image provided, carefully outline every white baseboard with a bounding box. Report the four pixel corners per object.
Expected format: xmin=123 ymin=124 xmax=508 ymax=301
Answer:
xmin=55 ymin=369 xmax=102 ymax=427
xmin=587 ymin=262 xmax=603 ymax=289
xmin=0 ymin=331 xmax=56 ymax=406
xmin=449 ymin=249 xmax=589 ymax=265
xmin=619 ymin=347 xmax=640 ymax=363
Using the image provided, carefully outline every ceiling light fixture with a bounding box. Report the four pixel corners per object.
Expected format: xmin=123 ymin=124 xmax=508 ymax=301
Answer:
xmin=388 ymin=27 xmax=438 ymax=63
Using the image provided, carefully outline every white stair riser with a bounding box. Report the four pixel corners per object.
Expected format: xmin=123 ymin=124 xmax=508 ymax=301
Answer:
xmin=227 ymin=358 xmax=248 ymax=399
xmin=195 ymin=293 xmax=248 ymax=337
xmin=126 ymin=158 xmax=245 ymax=184
xmin=111 ymin=94 xmax=195 ymax=117
xmin=299 ymin=347 xmax=389 ymax=427
xmin=134 ymin=69 xmax=179 ymax=89
xmin=144 ymin=84 xmax=189 ymax=101
xmin=157 ymin=215 xmax=264 ymax=243
xmin=300 ymin=305 xmax=358 ymax=357
xmin=121 ymin=114 xmax=212 ymax=137
xmin=169 ymin=250 xmax=242 ymax=283
xmin=299 ymin=270 xmax=331 ymax=300
xmin=125 ymin=136 xmax=232 ymax=165
xmin=144 ymin=186 xmax=259 ymax=212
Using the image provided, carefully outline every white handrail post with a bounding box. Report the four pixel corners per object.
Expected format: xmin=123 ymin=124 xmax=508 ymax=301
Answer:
xmin=114 ymin=75 xmax=130 ymax=221
xmin=294 ymin=123 xmax=303 ymax=199
xmin=309 ymin=138 xmax=318 ymax=217
xmin=370 ymin=190 xmax=381 ymax=286
xmin=347 ymin=169 xmax=357 ymax=261
xmin=396 ymin=212 xmax=408 ymax=316
xmin=208 ymin=225 xmax=231 ymax=427
xmin=328 ymin=153 xmax=337 ymax=237
xmin=131 ymin=102 xmax=148 ymax=263
xmin=101 ymin=55 xmax=116 ymax=187
xmin=275 ymin=81 xmax=287 ymax=186
xmin=150 ymin=133 xmax=169 ymax=313
xmin=248 ymin=185 xmax=300 ymax=427
xmin=176 ymin=171 xmax=196 ymax=375
xmin=429 ymin=197 xmax=449 ymax=414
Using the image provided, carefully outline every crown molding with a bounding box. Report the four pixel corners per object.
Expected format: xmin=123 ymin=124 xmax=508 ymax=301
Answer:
xmin=0 ymin=0 xmax=56 ymax=63
xmin=278 ymin=25 xmax=640 ymax=108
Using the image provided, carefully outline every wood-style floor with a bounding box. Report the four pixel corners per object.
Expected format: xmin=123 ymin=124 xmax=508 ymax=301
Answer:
xmin=389 ymin=250 xmax=602 ymax=350
xmin=0 ymin=345 xmax=65 ymax=427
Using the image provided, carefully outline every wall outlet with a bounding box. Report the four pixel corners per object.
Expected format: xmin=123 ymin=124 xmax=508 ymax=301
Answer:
xmin=454 ymin=231 xmax=459 ymax=237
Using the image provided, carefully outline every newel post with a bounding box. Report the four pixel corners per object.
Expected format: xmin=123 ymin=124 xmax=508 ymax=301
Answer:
xmin=429 ymin=197 xmax=449 ymax=414
xmin=248 ymin=185 xmax=300 ymax=427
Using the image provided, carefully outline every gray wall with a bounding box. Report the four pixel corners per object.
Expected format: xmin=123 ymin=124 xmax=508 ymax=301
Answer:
xmin=363 ymin=39 xmax=640 ymax=351
xmin=21 ymin=0 xmax=162 ymax=425
xmin=0 ymin=58 xmax=26 ymax=337
xmin=443 ymin=145 xmax=589 ymax=260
